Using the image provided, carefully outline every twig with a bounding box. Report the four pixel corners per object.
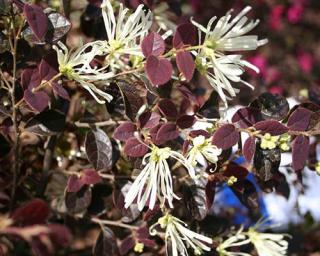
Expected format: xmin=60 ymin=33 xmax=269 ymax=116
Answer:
xmin=75 ymin=120 xmax=117 ymax=128
xmin=91 ymin=217 xmax=139 ymax=231
xmin=9 ymin=11 xmax=24 ymax=210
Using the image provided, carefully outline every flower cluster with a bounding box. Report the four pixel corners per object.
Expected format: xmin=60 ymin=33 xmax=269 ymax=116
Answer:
xmin=186 ymin=135 xmax=222 ymax=167
xmin=260 ymin=133 xmax=291 ymax=151
xmin=217 ymin=221 xmax=290 ymax=256
xmin=192 ymin=6 xmax=267 ymax=106
xmin=124 ymin=145 xmax=195 ymax=211
xmin=150 ymin=213 xmax=213 ymax=256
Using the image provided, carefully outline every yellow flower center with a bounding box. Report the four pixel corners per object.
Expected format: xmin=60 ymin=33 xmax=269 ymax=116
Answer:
xmin=158 ymin=213 xmax=172 ymax=229
xmin=261 ymin=133 xmax=279 ymax=150
xmin=227 ymin=176 xmax=238 ymax=186
xmin=150 ymin=146 xmax=171 ymax=162
xmin=59 ymin=64 xmax=77 ymax=80
xmin=134 ymin=242 xmax=144 ymax=253
xmin=108 ymin=39 xmax=125 ymax=54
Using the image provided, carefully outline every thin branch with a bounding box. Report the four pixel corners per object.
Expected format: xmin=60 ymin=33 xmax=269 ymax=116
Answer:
xmin=9 ymin=12 xmax=23 ymax=210
xmin=91 ymin=217 xmax=139 ymax=231
xmin=75 ymin=120 xmax=117 ymax=128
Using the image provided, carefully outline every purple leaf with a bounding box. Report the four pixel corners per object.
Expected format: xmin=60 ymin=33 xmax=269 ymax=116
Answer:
xmin=23 ymin=89 xmax=49 ymax=113
xmin=138 ymin=111 xmax=161 ymax=129
xmin=113 ymin=122 xmax=136 ymax=141
xmin=232 ymin=107 xmax=262 ymax=128
xmin=39 ymin=55 xmax=59 ymax=81
xmin=119 ymin=236 xmax=135 ymax=255
xmin=292 ymin=135 xmax=309 ymax=171
xmin=145 ymin=55 xmax=172 ymax=86
xmin=67 ymin=175 xmax=83 ymax=193
xmin=173 ymin=23 xmax=197 ymax=49
xmin=124 ymin=138 xmax=149 ymax=158
xmin=141 ymin=32 xmax=165 ymax=57
xmin=212 ymin=124 xmax=239 ymax=150
xmin=243 ymin=137 xmax=256 ymax=163
xmin=254 ymin=120 xmax=289 ymax=136
xmin=11 ymin=199 xmax=49 ymax=226
xmin=287 ymin=107 xmax=312 ymax=131
xmin=157 ymin=99 xmax=178 ymax=120
xmin=81 ymin=169 xmax=102 ymax=185
xmin=24 ymin=4 xmax=48 ymax=41
xmin=224 ymin=163 xmax=249 ymax=181
xmin=85 ymin=128 xmax=113 ymax=171
xmin=52 ymin=83 xmax=70 ymax=100
xmin=176 ymin=115 xmax=196 ymax=129
xmin=176 ymin=51 xmax=195 ymax=81
xmin=21 ymin=67 xmax=41 ymax=90
xmin=155 ymin=123 xmax=179 ymax=144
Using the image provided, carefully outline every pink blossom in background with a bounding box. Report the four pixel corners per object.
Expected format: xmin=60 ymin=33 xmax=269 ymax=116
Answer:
xmin=287 ymin=4 xmax=304 ymax=24
xmin=247 ymin=54 xmax=267 ymax=77
xmin=268 ymin=5 xmax=285 ymax=31
xmin=268 ymin=85 xmax=284 ymax=95
xmin=297 ymin=50 xmax=313 ymax=73
xmin=265 ymin=67 xmax=281 ymax=84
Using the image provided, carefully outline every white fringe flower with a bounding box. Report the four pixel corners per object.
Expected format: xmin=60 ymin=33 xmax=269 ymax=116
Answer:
xmin=216 ymin=227 xmax=251 ymax=256
xmin=187 ymin=135 xmax=222 ymax=167
xmin=124 ymin=146 xmax=195 ymax=211
xmin=53 ymin=41 xmax=114 ymax=103
xmin=191 ymin=6 xmax=268 ymax=106
xmin=97 ymin=0 xmax=152 ymax=66
xmin=150 ymin=213 xmax=213 ymax=256
xmin=247 ymin=227 xmax=289 ymax=256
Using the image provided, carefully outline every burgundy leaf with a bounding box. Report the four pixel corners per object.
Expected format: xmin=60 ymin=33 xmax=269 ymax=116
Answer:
xmin=149 ymin=124 xmax=162 ymax=143
xmin=176 ymin=51 xmax=195 ymax=81
xmin=24 ymin=89 xmax=49 ymax=112
xmin=156 ymin=123 xmax=179 ymax=144
xmin=39 ymin=55 xmax=59 ymax=81
xmin=81 ymin=169 xmax=102 ymax=185
xmin=224 ymin=163 xmax=249 ymax=181
xmin=119 ymin=236 xmax=135 ymax=255
xmin=232 ymin=107 xmax=262 ymax=128
xmin=11 ymin=199 xmax=49 ymax=226
xmin=189 ymin=129 xmax=210 ymax=138
xmin=24 ymin=4 xmax=48 ymax=40
xmin=212 ymin=124 xmax=239 ymax=150
xmin=85 ymin=128 xmax=113 ymax=171
xmin=67 ymin=175 xmax=83 ymax=193
xmin=176 ymin=115 xmax=196 ymax=129
xmin=292 ymin=135 xmax=309 ymax=171
xmin=93 ymin=226 xmax=119 ymax=256
xmin=113 ymin=122 xmax=136 ymax=141
xmin=21 ymin=67 xmax=40 ymax=90
xmin=287 ymin=107 xmax=312 ymax=131
xmin=145 ymin=56 xmax=173 ymax=86
xmin=65 ymin=186 xmax=92 ymax=214
xmin=157 ymin=99 xmax=178 ymax=120
xmin=52 ymin=83 xmax=70 ymax=100
xmin=47 ymin=224 xmax=72 ymax=248
xmin=138 ymin=111 xmax=161 ymax=129
xmin=141 ymin=32 xmax=165 ymax=57
xmin=243 ymin=137 xmax=256 ymax=163
xmin=124 ymin=138 xmax=149 ymax=157
xmin=254 ymin=120 xmax=289 ymax=136
xmin=173 ymin=23 xmax=197 ymax=49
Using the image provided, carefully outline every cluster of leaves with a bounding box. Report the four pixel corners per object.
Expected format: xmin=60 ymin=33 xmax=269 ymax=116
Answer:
xmin=0 ymin=0 xmax=320 ymax=255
